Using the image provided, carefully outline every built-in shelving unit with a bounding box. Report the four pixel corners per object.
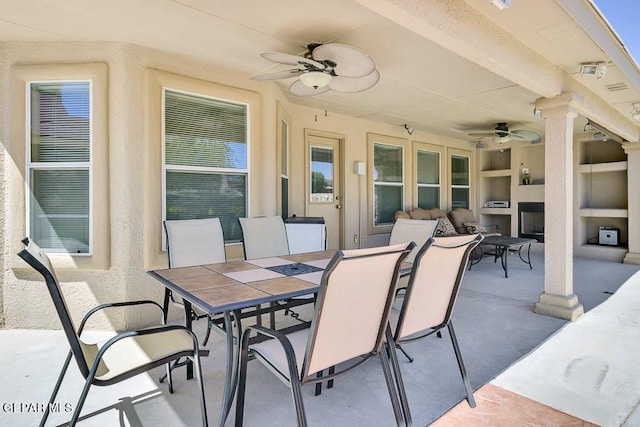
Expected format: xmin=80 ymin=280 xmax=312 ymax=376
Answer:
xmin=576 ymin=139 xmax=628 ymax=259
xmin=478 ymin=148 xmax=512 ymax=235
xmin=475 ymin=134 xmax=630 ymax=261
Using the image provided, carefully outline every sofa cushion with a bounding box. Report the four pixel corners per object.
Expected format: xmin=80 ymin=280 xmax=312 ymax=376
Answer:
xmin=429 ymin=208 xmax=446 ymax=219
xmin=448 ymin=208 xmax=477 ymax=230
xmin=434 ymin=217 xmax=458 ymax=237
xmin=393 ymin=210 xmax=411 ymax=221
xmin=464 ymin=222 xmax=488 ymax=234
xmin=408 ymin=208 xmax=431 ymax=220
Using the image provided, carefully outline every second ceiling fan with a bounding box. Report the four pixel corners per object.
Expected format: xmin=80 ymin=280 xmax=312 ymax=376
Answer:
xmin=251 ymin=43 xmax=380 ymax=96
xmin=468 ymin=122 xmax=541 ymax=145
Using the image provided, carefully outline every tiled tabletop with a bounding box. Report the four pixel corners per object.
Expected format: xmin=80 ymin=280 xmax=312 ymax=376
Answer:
xmin=149 ymin=250 xmax=337 ymax=314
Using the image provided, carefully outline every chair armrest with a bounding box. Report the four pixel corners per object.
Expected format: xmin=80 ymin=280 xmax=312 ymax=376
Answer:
xmin=87 ymin=324 xmax=203 ymax=377
xmin=242 ymin=325 xmax=300 ymax=380
xmin=78 ymin=300 xmax=165 ymax=334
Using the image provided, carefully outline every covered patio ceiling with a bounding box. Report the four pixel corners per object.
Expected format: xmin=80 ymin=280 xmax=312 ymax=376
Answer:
xmin=2 ymin=0 xmax=639 ymax=143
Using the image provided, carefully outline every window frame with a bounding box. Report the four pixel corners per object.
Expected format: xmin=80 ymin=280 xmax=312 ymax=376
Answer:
xmin=276 ymin=103 xmax=291 ymax=219
xmin=161 ymin=87 xmax=250 ymax=245
xmin=448 ymin=148 xmax=473 ymax=210
xmin=26 ymin=79 xmax=94 ymax=255
xmin=412 ymin=142 xmax=443 ymax=210
xmin=367 ymin=133 xmax=409 ymax=234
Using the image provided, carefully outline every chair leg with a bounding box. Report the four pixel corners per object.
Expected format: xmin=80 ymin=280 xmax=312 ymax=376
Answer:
xmin=289 ymin=376 xmax=308 ymax=427
xmin=396 ymin=344 xmax=414 ymax=363
xmin=387 ymin=328 xmax=412 ymax=427
xmin=40 ymin=350 xmax=73 ymax=427
xmin=379 ymin=345 xmax=408 ymax=427
xmin=447 ymin=322 xmax=476 ymax=408
xmin=234 ymin=331 xmax=252 ymax=427
xmin=69 ymin=374 xmax=95 ymax=426
xmin=327 ymin=365 xmax=335 ymax=389
xmin=314 ymin=370 xmax=324 ymax=396
xmin=161 ymin=289 xmax=174 ymax=393
xmin=190 ymin=348 xmax=209 ymax=426
xmin=202 ymin=317 xmax=214 ymax=346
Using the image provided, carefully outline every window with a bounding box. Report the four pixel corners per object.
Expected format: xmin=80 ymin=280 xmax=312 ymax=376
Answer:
xmin=163 ymin=89 xmax=248 ymax=242
xmin=451 ymin=153 xmax=470 ymax=209
xmin=373 ymin=142 xmax=404 ymax=226
xmin=280 ymin=118 xmax=289 ymax=218
xmin=310 ymin=146 xmax=334 ymax=203
xmin=27 ymin=81 xmax=91 ymax=254
xmin=416 ymin=149 xmax=441 ymax=209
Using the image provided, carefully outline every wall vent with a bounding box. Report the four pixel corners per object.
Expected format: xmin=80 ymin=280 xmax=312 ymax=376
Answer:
xmin=606 ymin=82 xmax=629 ymax=92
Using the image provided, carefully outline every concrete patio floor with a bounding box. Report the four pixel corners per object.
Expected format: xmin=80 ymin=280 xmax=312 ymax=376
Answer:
xmin=1 ymin=245 xmax=640 ymax=426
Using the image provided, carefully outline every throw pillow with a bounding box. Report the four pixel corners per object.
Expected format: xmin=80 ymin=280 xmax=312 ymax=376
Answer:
xmin=434 ymin=217 xmax=458 ymax=237
xmin=464 ymin=222 xmax=488 ymax=234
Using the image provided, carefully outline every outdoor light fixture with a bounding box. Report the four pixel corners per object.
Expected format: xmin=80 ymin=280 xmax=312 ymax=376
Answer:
xmin=299 ymin=71 xmax=332 ymax=89
xmin=404 ymin=124 xmax=415 ymax=135
xmin=580 ymin=63 xmax=607 ymax=79
xmin=491 ymin=0 xmax=510 ymax=10
xmin=631 ymin=103 xmax=640 ymax=121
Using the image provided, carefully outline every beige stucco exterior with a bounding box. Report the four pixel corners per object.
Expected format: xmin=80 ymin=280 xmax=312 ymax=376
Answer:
xmin=1 ymin=41 xmax=477 ymax=330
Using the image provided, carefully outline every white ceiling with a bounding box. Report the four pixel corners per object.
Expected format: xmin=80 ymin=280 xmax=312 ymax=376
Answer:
xmin=2 ymin=0 xmax=639 ymax=143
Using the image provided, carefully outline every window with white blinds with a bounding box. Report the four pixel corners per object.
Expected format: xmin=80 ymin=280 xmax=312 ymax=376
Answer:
xmin=163 ymin=89 xmax=248 ymax=242
xmin=27 ymin=81 xmax=91 ymax=254
xmin=373 ymin=142 xmax=404 ymax=226
xmin=451 ymin=154 xmax=470 ymax=209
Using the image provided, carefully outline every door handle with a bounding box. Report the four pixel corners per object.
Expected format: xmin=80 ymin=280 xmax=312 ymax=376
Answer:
xmin=336 ymin=205 xmax=342 ymax=209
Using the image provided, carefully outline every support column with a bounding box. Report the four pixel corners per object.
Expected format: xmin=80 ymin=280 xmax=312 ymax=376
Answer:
xmin=623 ymin=143 xmax=640 ymax=264
xmin=534 ymin=93 xmax=584 ymax=321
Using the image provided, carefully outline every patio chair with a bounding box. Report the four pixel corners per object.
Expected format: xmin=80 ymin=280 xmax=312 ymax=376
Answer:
xmin=239 ymin=216 xmax=309 ymax=327
xmin=164 ymin=217 xmax=227 ymax=346
xmin=17 ymin=238 xmax=208 ymax=427
xmin=239 ymin=215 xmax=290 ymax=260
xmin=234 ymin=242 xmax=415 ymax=427
xmin=389 ymin=218 xmax=438 ymax=264
xmin=389 ymin=234 xmax=482 ymax=425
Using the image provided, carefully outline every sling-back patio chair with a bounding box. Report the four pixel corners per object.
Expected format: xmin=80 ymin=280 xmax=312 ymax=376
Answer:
xmin=234 ymin=242 xmax=415 ymax=427
xmin=388 ymin=218 xmax=438 ymax=264
xmin=388 ymin=234 xmax=482 ymax=426
xmin=239 ymin=216 xmax=312 ymax=328
xmin=17 ymin=238 xmax=208 ymax=427
xmin=389 ymin=218 xmax=439 ymax=295
xmin=239 ymin=216 xmax=290 ymax=260
xmin=164 ymin=217 xmax=227 ymax=346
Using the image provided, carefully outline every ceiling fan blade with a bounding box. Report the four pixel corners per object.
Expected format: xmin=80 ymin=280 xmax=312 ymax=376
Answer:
xmin=312 ymin=43 xmax=375 ymax=78
xmin=289 ymin=79 xmax=331 ymax=97
xmin=261 ymin=52 xmax=325 ymax=69
xmin=250 ymin=69 xmax=303 ymax=80
xmin=511 ymin=130 xmax=541 ymax=143
xmin=468 ymin=132 xmax=498 ymax=138
xmin=328 ymin=70 xmax=380 ymax=93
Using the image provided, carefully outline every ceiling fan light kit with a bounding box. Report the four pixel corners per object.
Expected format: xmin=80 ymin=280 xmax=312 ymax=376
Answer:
xmin=299 ymin=71 xmax=332 ymax=89
xmin=251 ymin=43 xmax=379 ymax=96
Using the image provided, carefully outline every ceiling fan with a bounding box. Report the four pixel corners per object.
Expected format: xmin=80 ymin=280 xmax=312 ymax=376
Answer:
xmin=468 ymin=122 xmax=541 ymax=145
xmin=250 ymin=43 xmax=380 ymax=96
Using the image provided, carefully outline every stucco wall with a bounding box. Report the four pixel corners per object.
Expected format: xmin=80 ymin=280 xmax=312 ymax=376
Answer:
xmin=0 ymin=40 xmax=473 ymax=330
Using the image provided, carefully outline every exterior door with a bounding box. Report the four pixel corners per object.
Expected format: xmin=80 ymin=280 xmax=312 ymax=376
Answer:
xmin=305 ymin=133 xmax=343 ymax=249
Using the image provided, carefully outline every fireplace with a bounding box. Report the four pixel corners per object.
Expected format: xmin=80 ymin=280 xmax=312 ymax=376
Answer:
xmin=518 ymin=202 xmax=544 ymax=243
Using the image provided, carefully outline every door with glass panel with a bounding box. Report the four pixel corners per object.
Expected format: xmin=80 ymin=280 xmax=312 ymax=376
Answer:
xmin=305 ymin=134 xmax=342 ymax=249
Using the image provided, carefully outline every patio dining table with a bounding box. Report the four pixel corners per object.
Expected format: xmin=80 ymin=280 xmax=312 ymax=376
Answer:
xmin=148 ymin=250 xmax=337 ymax=426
